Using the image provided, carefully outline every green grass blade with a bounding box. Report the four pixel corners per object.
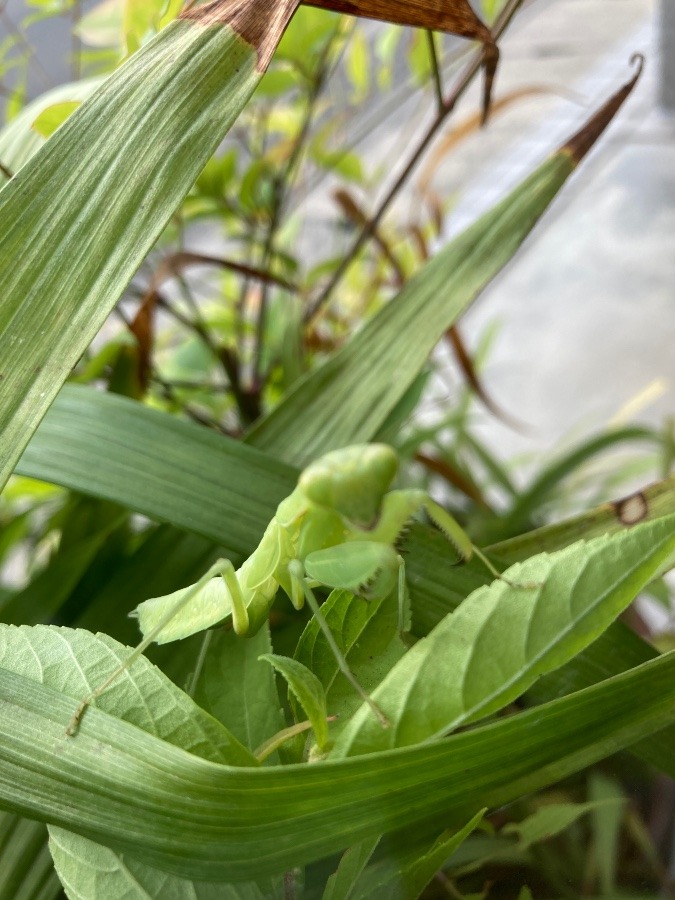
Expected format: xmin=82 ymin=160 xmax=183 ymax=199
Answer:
xmin=0 ymin=645 xmax=672 ymax=880
xmin=500 ymin=426 xmax=664 ymax=534
xmin=16 ymin=386 xmax=296 ymax=557
xmin=489 ymin=474 xmax=675 ymax=564
xmin=0 ymin=813 xmax=60 ymax=900
xmin=0 ymin=0 xmax=299 ymax=491
xmin=246 ymin=152 xmax=575 ymax=465
xmin=246 ymin=62 xmax=643 ymax=465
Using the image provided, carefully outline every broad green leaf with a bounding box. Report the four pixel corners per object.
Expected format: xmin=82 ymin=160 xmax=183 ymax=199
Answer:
xmin=192 ymin=628 xmax=284 ymax=757
xmin=330 ymin=516 xmax=675 ymax=757
xmin=348 ymin=810 xmax=485 ymax=900
xmin=261 ymin=653 xmax=329 ymax=751
xmin=31 ymin=101 xmax=81 ymax=138
xmin=294 ymin=589 xmax=405 ymax=729
xmin=0 ymin=0 xmax=300 ymax=490
xmin=322 ymin=837 xmax=380 ymax=900
xmin=48 ymin=827 xmax=282 ymax=900
xmin=0 ymin=648 xmax=672 ymax=880
xmin=0 ymin=624 xmax=255 ymax=767
xmin=17 ymin=389 xmax=675 ymax=773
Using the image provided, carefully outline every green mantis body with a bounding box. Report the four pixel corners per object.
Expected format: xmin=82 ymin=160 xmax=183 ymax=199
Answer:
xmin=67 ymin=444 xmax=495 ymax=733
xmin=134 ymin=444 xmax=478 ymax=645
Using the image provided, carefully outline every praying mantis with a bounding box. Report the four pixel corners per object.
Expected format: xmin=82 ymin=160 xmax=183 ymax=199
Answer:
xmin=67 ymin=443 xmax=509 ymax=734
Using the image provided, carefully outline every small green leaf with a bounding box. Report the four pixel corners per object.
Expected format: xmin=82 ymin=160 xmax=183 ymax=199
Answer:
xmin=294 ymin=589 xmax=405 ymax=729
xmin=192 ymin=627 xmax=284 ymax=759
xmin=261 ymin=653 xmax=330 ymax=751
xmin=504 ymin=799 xmax=622 ymax=850
xmin=349 ymin=810 xmax=486 ymax=900
xmin=345 ymin=28 xmax=370 ymax=101
xmin=31 ymin=101 xmax=82 ymax=138
xmin=322 ymin=837 xmax=380 ymax=900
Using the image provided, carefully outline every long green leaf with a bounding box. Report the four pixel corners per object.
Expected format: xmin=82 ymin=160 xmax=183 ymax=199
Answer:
xmin=0 ymin=0 xmax=299 ymax=491
xmin=17 ymin=386 xmax=296 ymax=558
xmin=0 ymin=79 xmax=100 ymax=187
xmin=330 ymin=516 xmax=675 ymax=758
xmin=0 ymin=643 xmax=672 ymax=880
xmin=0 ymin=812 xmax=60 ymax=900
xmin=246 ymin=62 xmax=643 ymax=465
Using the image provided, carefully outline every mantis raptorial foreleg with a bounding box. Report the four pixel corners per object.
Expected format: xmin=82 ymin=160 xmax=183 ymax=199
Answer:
xmin=67 ymin=444 xmax=528 ymax=736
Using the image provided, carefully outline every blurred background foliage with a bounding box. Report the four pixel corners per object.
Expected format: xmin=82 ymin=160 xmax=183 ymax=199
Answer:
xmin=0 ymin=0 xmax=673 ymax=896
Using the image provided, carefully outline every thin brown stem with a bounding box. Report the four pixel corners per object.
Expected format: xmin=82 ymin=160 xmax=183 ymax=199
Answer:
xmin=303 ymin=0 xmax=525 ymax=324
xmin=426 ymin=30 xmax=444 ymax=111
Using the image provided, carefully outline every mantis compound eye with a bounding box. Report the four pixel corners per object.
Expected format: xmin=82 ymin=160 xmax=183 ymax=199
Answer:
xmin=300 ymin=443 xmax=399 ymax=526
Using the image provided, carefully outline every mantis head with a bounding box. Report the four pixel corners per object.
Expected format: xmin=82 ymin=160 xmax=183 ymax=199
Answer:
xmin=299 ymin=444 xmax=398 ymax=527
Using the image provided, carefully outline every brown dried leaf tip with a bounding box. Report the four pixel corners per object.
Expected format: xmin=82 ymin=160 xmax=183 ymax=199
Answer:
xmin=306 ymin=0 xmax=498 ymax=119
xmin=181 ymin=0 xmax=301 ymax=70
xmin=564 ymin=54 xmax=645 ymax=163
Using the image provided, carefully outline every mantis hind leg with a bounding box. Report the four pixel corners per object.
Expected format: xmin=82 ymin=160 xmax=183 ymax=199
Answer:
xmin=288 ymin=560 xmax=389 ymax=729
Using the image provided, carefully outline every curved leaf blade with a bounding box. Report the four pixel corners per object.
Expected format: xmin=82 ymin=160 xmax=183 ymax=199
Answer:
xmin=0 ymin=647 xmax=672 ymax=880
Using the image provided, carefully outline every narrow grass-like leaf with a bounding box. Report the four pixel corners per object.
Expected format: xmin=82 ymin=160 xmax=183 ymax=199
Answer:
xmin=0 ymin=648 xmax=672 ymax=880
xmin=0 ymin=0 xmax=300 ymax=490
xmin=488 ymin=474 xmax=675 ymax=564
xmin=16 ymin=386 xmax=296 ymax=557
xmin=348 ymin=810 xmax=486 ymax=900
xmin=0 ymin=813 xmax=60 ymax=900
xmin=322 ymin=837 xmax=380 ymax=900
xmin=247 ymin=62 xmax=643 ymax=465
xmin=330 ymin=515 xmax=675 ymax=758
xmin=500 ymin=426 xmax=664 ymax=535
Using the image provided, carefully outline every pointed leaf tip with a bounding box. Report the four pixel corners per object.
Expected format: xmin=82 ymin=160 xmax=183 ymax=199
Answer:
xmin=564 ymin=54 xmax=644 ymax=163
